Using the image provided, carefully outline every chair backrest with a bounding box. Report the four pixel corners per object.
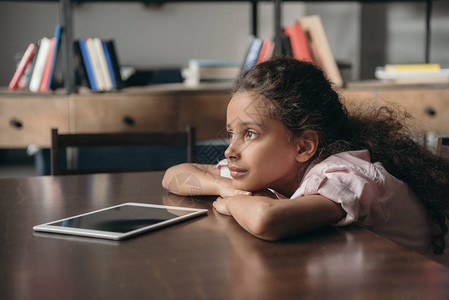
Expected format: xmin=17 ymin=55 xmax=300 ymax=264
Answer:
xmin=436 ymin=137 xmax=449 ymax=158
xmin=51 ymin=127 xmax=195 ymax=175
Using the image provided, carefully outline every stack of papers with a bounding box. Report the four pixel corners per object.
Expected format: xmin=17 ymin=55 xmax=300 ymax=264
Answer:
xmin=182 ymin=59 xmax=241 ymax=87
xmin=375 ymin=64 xmax=449 ymax=85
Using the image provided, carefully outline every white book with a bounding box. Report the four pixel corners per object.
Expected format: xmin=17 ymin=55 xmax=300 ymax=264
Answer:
xmin=93 ymin=38 xmax=113 ymax=91
xmin=85 ymin=38 xmax=106 ymax=91
xmin=29 ymin=38 xmax=51 ymax=92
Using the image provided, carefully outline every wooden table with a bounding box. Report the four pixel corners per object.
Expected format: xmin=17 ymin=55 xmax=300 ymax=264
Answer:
xmin=1 ymin=172 xmax=449 ymax=299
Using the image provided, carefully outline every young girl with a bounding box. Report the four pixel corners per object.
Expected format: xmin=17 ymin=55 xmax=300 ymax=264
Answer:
xmin=162 ymin=57 xmax=449 ymax=262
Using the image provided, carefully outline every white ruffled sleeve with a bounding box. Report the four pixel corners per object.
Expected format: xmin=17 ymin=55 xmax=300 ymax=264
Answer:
xmin=216 ymin=159 xmax=231 ymax=179
xmin=291 ymin=151 xmax=385 ymax=226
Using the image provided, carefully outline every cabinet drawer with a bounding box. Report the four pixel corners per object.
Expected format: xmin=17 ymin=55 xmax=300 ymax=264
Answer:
xmin=0 ymin=97 xmax=69 ymax=148
xmin=341 ymin=88 xmax=449 ymax=133
xmin=72 ymin=94 xmax=178 ymax=133
xmin=177 ymin=93 xmax=230 ymax=141
xmin=378 ymin=89 xmax=449 ymax=133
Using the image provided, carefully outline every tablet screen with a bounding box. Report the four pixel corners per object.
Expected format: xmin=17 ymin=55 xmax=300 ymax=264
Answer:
xmin=34 ymin=203 xmax=208 ymax=240
xmin=52 ymin=204 xmax=195 ymax=232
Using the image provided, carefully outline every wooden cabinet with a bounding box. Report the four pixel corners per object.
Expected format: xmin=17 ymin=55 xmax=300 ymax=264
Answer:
xmin=71 ymin=86 xmax=231 ymax=141
xmin=0 ymin=85 xmax=232 ymax=148
xmin=72 ymin=94 xmax=178 ymax=134
xmin=0 ymin=95 xmax=70 ymax=148
xmin=341 ymin=84 xmax=449 ymax=133
xmin=176 ymin=93 xmax=230 ymax=141
xmin=1 ymin=84 xmax=448 ymax=149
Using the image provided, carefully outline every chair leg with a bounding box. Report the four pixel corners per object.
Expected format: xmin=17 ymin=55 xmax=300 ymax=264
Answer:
xmin=50 ymin=128 xmax=59 ymax=175
xmin=187 ymin=125 xmax=196 ymax=163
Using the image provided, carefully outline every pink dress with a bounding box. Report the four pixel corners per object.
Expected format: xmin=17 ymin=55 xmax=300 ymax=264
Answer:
xmin=219 ymin=150 xmax=448 ymax=263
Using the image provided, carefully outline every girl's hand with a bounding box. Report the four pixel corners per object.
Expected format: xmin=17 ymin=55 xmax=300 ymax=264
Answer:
xmin=214 ymin=189 xmax=276 ymax=216
xmin=217 ymin=179 xmax=252 ymax=198
xmin=213 ymin=191 xmax=253 ymax=216
xmin=251 ymin=189 xmax=283 ymax=199
xmin=213 ymin=196 xmax=231 ymax=216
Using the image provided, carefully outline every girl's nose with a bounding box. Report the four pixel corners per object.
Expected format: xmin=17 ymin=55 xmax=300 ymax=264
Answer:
xmin=225 ymin=141 xmax=240 ymax=160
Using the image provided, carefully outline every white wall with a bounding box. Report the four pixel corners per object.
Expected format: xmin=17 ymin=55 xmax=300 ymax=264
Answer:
xmin=387 ymin=1 xmax=449 ymax=66
xmin=305 ymin=3 xmax=360 ymax=80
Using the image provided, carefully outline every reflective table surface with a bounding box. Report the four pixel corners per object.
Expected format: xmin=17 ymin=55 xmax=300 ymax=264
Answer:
xmin=1 ymin=172 xmax=449 ymax=299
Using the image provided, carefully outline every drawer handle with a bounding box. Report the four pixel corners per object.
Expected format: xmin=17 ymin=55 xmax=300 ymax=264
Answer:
xmin=9 ymin=118 xmax=23 ymax=128
xmin=123 ymin=116 xmax=135 ymax=126
xmin=424 ymin=107 xmax=436 ymax=116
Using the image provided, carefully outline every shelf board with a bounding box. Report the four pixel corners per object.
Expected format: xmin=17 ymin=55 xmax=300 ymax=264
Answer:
xmin=0 ymin=82 xmax=233 ymax=97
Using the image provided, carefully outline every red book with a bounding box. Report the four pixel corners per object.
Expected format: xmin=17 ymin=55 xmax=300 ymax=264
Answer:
xmin=8 ymin=43 xmax=36 ymax=91
xmin=256 ymin=39 xmax=274 ymax=64
xmin=40 ymin=38 xmax=56 ymax=91
xmin=284 ymin=22 xmax=313 ymax=63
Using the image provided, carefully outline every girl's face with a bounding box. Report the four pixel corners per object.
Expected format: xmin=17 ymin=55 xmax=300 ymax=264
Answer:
xmin=225 ymin=92 xmax=304 ymax=197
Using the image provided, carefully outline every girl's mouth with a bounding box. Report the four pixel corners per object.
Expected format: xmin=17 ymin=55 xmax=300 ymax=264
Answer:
xmin=228 ymin=166 xmax=248 ymax=178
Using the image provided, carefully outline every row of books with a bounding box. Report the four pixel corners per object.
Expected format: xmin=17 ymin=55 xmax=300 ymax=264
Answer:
xmin=241 ymin=14 xmax=344 ymax=88
xmin=74 ymin=38 xmax=123 ymax=92
xmin=8 ymin=25 xmax=123 ymax=93
xmin=12 ymin=15 xmax=340 ymax=91
xmin=182 ymin=15 xmax=343 ymax=87
xmin=375 ymin=63 xmax=449 ymax=85
xmin=9 ymin=25 xmax=62 ymax=92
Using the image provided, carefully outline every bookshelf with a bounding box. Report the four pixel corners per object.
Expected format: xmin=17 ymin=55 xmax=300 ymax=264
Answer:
xmin=0 ymin=0 xmax=444 ymax=150
xmin=2 ymin=0 xmax=435 ymax=94
xmin=58 ymin=0 xmax=265 ymax=94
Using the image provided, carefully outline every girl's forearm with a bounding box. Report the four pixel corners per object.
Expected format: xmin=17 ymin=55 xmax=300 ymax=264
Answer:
xmin=223 ymin=194 xmax=346 ymax=242
xmin=224 ymin=195 xmax=276 ymax=240
xmin=162 ymin=163 xmax=231 ymax=196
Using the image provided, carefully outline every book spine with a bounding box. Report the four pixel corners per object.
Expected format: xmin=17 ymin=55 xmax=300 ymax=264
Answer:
xmin=78 ymin=39 xmax=98 ymax=92
xmin=256 ymin=39 xmax=275 ymax=64
xmin=284 ymin=22 xmax=313 ymax=63
xmin=375 ymin=66 xmax=449 ymax=79
xmin=17 ymin=64 xmax=31 ymax=90
xmin=73 ymin=40 xmax=90 ymax=88
xmin=40 ymin=38 xmax=56 ymax=91
xmin=102 ymin=40 xmax=117 ymax=89
xmin=281 ymin=34 xmax=293 ymax=57
xmin=104 ymin=40 xmax=123 ymax=89
xmin=93 ymin=38 xmax=112 ymax=91
xmin=47 ymin=24 xmax=62 ymax=90
xmin=29 ymin=38 xmax=51 ymax=92
xmin=25 ymin=42 xmax=40 ymax=90
xmin=385 ymin=64 xmax=441 ymax=72
xmin=300 ymin=15 xmax=343 ymax=87
xmin=242 ymin=37 xmax=263 ymax=73
xmin=86 ymin=38 xmax=105 ymax=91
xmin=9 ymin=43 xmax=36 ymax=90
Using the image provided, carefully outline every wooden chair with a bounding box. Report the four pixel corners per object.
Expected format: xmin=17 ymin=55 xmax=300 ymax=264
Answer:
xmin=51 ymin=127 xmax=195 ymax=175
xmin=436 ymin=137 xmax=449 ymax=158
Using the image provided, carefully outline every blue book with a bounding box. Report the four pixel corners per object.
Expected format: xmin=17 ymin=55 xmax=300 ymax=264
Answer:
xmin=47 ymin=24 xmax=61 ymax=90
xmin=78 ymin=39 xmax=98 ymax=92
xmin=242 ymin=36 xmax=263 ymax=73
xmin=101 ymin=39 xmax=117 ymax=89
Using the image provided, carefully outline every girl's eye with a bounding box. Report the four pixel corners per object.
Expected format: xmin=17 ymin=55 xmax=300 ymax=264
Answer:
xmin=246 ymin=130 xmax=258 ymax=139
xmin=227 ymin=131 xmax=234 ymax=140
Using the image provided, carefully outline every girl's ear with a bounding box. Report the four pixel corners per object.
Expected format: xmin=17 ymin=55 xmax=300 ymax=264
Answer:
xmin=295 ymin=131 xmax=319 ymax=162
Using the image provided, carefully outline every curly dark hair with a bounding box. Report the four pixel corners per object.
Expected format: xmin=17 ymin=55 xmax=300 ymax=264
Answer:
xmin=233 ymin=57 xmax=449 ymax=254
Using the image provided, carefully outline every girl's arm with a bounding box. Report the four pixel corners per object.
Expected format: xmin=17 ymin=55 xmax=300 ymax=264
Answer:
xmin=162 ymin=163 xmax=250 ymax=197
xmin=213 ymin=193 xmax=345 ymax=241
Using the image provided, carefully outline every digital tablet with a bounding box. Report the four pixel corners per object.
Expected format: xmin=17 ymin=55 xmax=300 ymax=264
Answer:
xmin=33 ymin=202 xmax=208 ymax=240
